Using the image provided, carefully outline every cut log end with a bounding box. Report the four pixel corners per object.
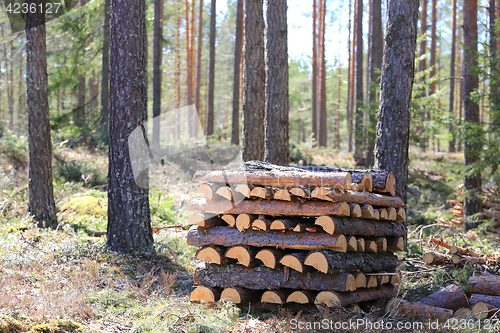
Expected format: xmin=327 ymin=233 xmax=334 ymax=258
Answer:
xmin=235 ymin=184 xmax=252 ymax=198
xmin=356 ymin=238 xmax=365 ymax=252
xmin=346 ymin=274 xmax=357 ymax=292
xmin=338 ymin=202 xmax=351 ymax=217
xmin=347 ymin=236 xmax=358 ymax=252
xmin=220 ymin=287 xmax=247 ymax=304
xmin=315 ymin=291 xmax=341 ymax=308
xmin=221 ymin=214 xmax=237 ymax=227
xmin=360 ymin=205 xmax=375 ymax=219
xmin=190 ymin=286 xmax=220 ymax=303
xmin=388 ymin=207 xmax=397 ymax=221
xmin=252 ymin=217 xmax=272 ymax=231
xmin=287 ymin=291 xmax=315 ymax=304
xmin=225 ymin=246 xmax=253 ymax=267
xmin=261 ymin=290 xmax=288 ymax=305
xmin=378 ymin=208 xmax=389 ymax=220
xmin=361 ymin=173 xmax=374 ymax=192
xmin=196 ymin=246 xmax=223 ymax=264
xmin=236 ymin=214 xmax=256 ymax=232
xmin=280 ymin=254 xmax=305 ymax=273
xmin=374 ymin=210 xmax=380 ymax=220
xmin=355 ymin=273 xmax=367 ymax=289
xmin=216 ymin=187 xmax=233 ymax=201
xmin=387 ymin=237 xmax=404 ymax=252
xmin=386 ymin=173 xmax=396 ymax=196
xmin=255 ymin=249 xmax=280 ymax=269
xmin=350 ymin=203 xmax=362 ymax=218
xmin=196 ymin=183 xmax=215 ymax=200
xmin=365 ymin=240 xmax=378 ymax=253
xmin=315 ymin=216 xmax=335 ymax=234
xmin=472 ymin=302 xmax=490 ymax=320
xmin=304 ymin=251 xmax=328 ymax=274
xmin=290 ymin=187 xmax=310 ymax=199
xmin=312 ymin=187 xmax=334 ymax=202
xmin=397 ymin=208 xmax=406 ymax=222
xmin=367 ymin=276 xmax=378 ymax=288
xmin=274 ymin=189 xmax=292 ymax=201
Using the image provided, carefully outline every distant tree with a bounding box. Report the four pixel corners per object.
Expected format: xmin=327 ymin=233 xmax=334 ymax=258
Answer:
xmin=206 ymin=0 xmax=216 ymax=136
xmin=354 ymin=0 xmax=364 ymax=158
xmin=365 ymin=0 xmax=382 ymax=167
xmin=25 ymin=0 xmax=57 ymax=227
xmin=152 ymin=0 xmax=163 ymax=144
xmin=107 ymin=0 xmax=154 ymax=253
xmin=374 ymin=0 xmax=419 ymax=204
xmin=312 ymin=0 xmax=318 ymax=143
xmin=448 ymin=0 xmax=457 ymax=152
xmin=242 ymin=0 xmax=265 ymax=161
xmin=195 ymin=0 xmax=204 ymax=123
xmin=347 ymin=0 xmax=353 ymax=152
xmin=100 ymin=0 xmax=111 ymax=130
xmin=463 ymin=0 xmax=482 ymax=231
xmin=490 ymin=0 xmax=499 ymax=131
xmin=418 ymin=0 xmax=428 ymax=149
xmin=265 ymin=0 xmax=289 ymax=165
xmin=9 ymin=43 xmax=14 ymax=130
xmin=231 ymin=0 xmax=244 ymax=145
xmin=318 ymin=0 xmax=327 ymax=147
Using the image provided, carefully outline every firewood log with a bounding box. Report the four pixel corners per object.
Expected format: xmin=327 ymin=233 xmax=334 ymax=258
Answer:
xmin=255 ymin=248 xmax=283 ymax=269
xmin=196 ymin=183 xmax=217 ymax=200
xmin=235 ymin=214 xmax=257 ymax=231
xmin=190 ymin=286 xmax=222 ymax=303
xmin=367 ymin=276 xmax=378 ymax=288
xmin=423 ymin=252 xmax=453 ymax=266
xmin=356 ymin=238 xmax=366 ymax=252
xmin=322 ymin=190 xmax=404 ymax=208
xmin=349 ymin=203 xmax=362 ymax=217
xmin=187 ymin=213 xmax=223 ymax=227
xmin=261 ymin=290 xmax=290 ymax=304
xmin=314 ymin=216 xmax=406 ymax=237
xmin=303 ymin=251 xmax=399 ymax=274
xmin=251 ymin=215 xmax=273 ymax=231
xmin=225 ymin=245 xmax=258 ymax=267
xmin=353 ymin=272 xmax=367 ymax=288
xmin=417 ymin=283 xmax=469 ymax=311
xmin=387 ymin=236 xmax=405 ymax=252
xmin=279 ymin=252 xmax=310 ymax=273
xmin=316 ymin=284 xmax=398 ymax=308
xmin=287 ymin=291 xmax=317 ymax=304
xmin=221 ymin=214 xmax=237 ymax=227
xmin=468 ymin=275 xmax=500 ymax=296
xmin=360 ymin=205 xmax=375 ymax=219
xmin=449 ymin=245 xmax=483 ymax=258
xmin=190 ymin=198 xmax=351 ymax=217
xmin=452 ymin=308 xmax=473 ymax=319
xmin=187 ymin=226 xmax=347 ymax=252
xmin=374 ymin=209 xmax=380 ymax=220
xmin=216 ymin=186 xmax=234 ymax=201
xmin=397 ymin=208 xmax=406 ymax=222
xmin=250 ymin=186 xmax=274 ymax=199
xmin=234 ymin=184 xmax=253 ymax=198
xmin=387 ymin=207 xmax=397 ymax=221
xmin=378 ymin=208 xmax=389 ymax=220
xmin=365 ymin=237 xmax=387 ymax=252
xmin=386 ymin=299 xmax=453 ymax=321
xmin=346 ymin=236 xmax=358 ymax=252
xmin=193 ymin=169 xmax=352 ymax=189
xmin=470 ymin=294 xmax=500 ymax=319
xmin=196 ymin=245 xmax=227 ymax=265
xmin=220 ymin=287 xmax=254 ymax=304
xmin=270 ymin=218 xmax=303 ymax=231
xmin=452 ymin=254 xmax=493 ymax=266
xmin=428 ymin=237 xmax=452 ymax=249
xmin=274 ymin=189 xmax=292 ymax=201
xmin=311 ymin=187 xmax=333 ymax=201
xmin=365 ymin=240 xmax=378 ymax=253
xmin=289 ymin=186 xmax=311 ymax=199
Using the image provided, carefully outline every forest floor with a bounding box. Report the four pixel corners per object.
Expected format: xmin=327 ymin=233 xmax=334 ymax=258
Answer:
xmin=1 ymin=132 xmax=499 ymax=332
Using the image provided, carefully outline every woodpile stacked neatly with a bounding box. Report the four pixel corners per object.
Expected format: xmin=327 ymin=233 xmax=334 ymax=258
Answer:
xmin=186 ymin=162 xmax=406 ymax=310
xmin=423 ymin=237 xmax=500 ymax=268
xmin=444 ymin=184 xmax=500 ymax=226
xmin=388 ymin=274 xmax=500 ymax=321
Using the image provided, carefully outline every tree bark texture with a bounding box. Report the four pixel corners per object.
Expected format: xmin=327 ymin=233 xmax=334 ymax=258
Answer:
xmin=468 ymin=275 xmax=500 ymax=296
xmin=366 ymin=0 xmax=382 ymax=167
xmin=152 ymin=0 xmax=163 ymax=144
xmin=463 ymin=0 xmax=482 ymax=230
xmin=448 ymin=0 xmax=457 ymax=152
xmin=265 ymin=0 xmax=289 ymax=165
xmin=195 ymin=263 xmax=356 ymax=292
xmin=242 ymin=0 xmax=265 ymax=161
xmin=317 ymin=284 xmax=398 ymax=308
xmin=417 ymin=283 xmax=469 ymax=311
xmin=25 ymin=2 xmax=57 ymax=227
xmin=374 ymin=0 xmax=420 ymax=204
xmin=107 ymin=0 xmax=154 ymax=253
xmin=206 ymin=0 xmax=216 ymax=136
xmin=231 ymin=0 xmax=244 ymax=145
xmin=186 ymin=225 xmax=347 ymax=252
xmin=354 ymin=0 xmax=364 ymax=157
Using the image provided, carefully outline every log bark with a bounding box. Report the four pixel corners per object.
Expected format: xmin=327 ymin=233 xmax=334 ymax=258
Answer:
xmin=418 ymin=283 xmax=469 ymax=311
xmin=287 ymin=291 xmax=316 ymax=304
xmin=387 ymin=299 xmax=454 ymax=321
xmin=187 ymin=226 xmax=347 ymax=252
xmin=304 ymin=251 xmax=399 ymax=274
xmin=194 ymin=263 xmax=357 ymax=291
xmin=428 ymin=237 xmax=452 ymax=249
xmin=255 ymin=248 xmax=283 ymax=269
xmin=196 ymin=245 xmax=227 ymax=265
xmin=190 ymin=286 xmax=222 ymax=303
xmin=316 ymin=284 xmax=398 ymax=307
xmin=314 ymin=216 xmax=405 ymax=239
xmin=323 ymin=190 xmax=404 ymax=208
xmin=193 ymin=170 xmax=352 ymax=189
xmin=452 ymin=254 xmax=493 ymax=266
xmin=453 ymin=308 xmax=473 ymax=319
xmin=468 ymin=275 xmax=500 ymax=296
xmin=187 ymin=213 xmax=223 ymax=227
xmin=470 ymin=294 xmax=500 ymax=319
xmin=190 ymin=198 xmax=351 ymax=217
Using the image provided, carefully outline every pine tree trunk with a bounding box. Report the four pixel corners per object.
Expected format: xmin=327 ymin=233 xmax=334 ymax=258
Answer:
xmin=25 ymin=2 xmax=57 ymax=227
xmin=312 ymin=0 xmax=318 ymax=144
xmin=366 ymin=0 xmax=382 ymax=167
xmin=265 ymin=0 xmax=289 ymax=164
xmin=9 ymin=44 xmax=14 ymax=130
xmin=175 ymin=4 xmax=182 ymax=138
xmin=336 ymin=68 xmax=341 ymax=149
xmin=76 ymin=74 xmax=85 ymax=128
xmin=430 ymin=0 xmax=437 ymax=96
xmin=18 ymin=54 xmax=24 ymax=131
xmin=463 ymin=0 xmax=482 ymax=231
xmin=347 ymin=0 xmax=353 ymax=152
xmin=419 ymin=0 xmax=428 ymax=149
xmin=242 ymin=0 xmax=265 ymax=161
xmin=107 ymin=0 xmax=154 ymax=253
xmin=206 ymin=0 xmax=216 ymax=136
xmin=185 ymin=0 xmax=193 ymax=135
xmin=354 ymin=0 xmax=364 ymax=158
xmin=448 ymin=0 xmax=457 ymax=152
xmin=100 ymin=0 xmax=111 ymax=130
xmin=231 ymin=0 xmax=244 ymax=145
xmin=374 ymin=0 xmax=420 ymax=204
xmin=196 ymin=0 xmax=204 ymax=123
xmin=318 ymin=0 xmax=327 ymax=147
xmin=457 ymin=27 xmax=463 ymax=152
xmin=152 ymin=0 xmax=163 ymax=144
xmin=490 ymin=0 xmax=499 ymax=131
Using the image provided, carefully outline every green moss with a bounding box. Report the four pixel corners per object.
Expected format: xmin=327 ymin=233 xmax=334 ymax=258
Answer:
xmin=31 ymin=320 xmax=84 ymax=333
xmin=60 ymin=196 xmax=107 ymax=218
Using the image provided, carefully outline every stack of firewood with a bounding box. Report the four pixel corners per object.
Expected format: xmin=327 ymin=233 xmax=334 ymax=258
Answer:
xmin=186 ymin=162 xmax=406 ymax=310
xmin=445 ymin=184 xmax=500 ymax=226
xmin=423 ymin=237 xmax=500 ymax=268
xmin=388 ymin=274 xmax=500 ymax=321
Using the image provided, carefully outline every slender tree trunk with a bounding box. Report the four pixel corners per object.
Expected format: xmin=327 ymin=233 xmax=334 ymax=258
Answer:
xmin=152 ymin=0 xmax=163 ymax=144
xmin=9 ymin=44 xmax=14 ymax=130
xmin=242 ymin=0 xmax=266 ymax=161
xmin=206 ymin=0 xmax=216 ymax=136
xmin=336 ymin=68 xmax=341 ymax=149
xmin=318 ymin=0 xmax=327 ymax=147
xmin=457 ymin=26 xmax=463 ymax=152
xmin=374 ymin=0 xmax=420 ymax=204
xmin=0 ymin=23 xmax=4 ymax=124
xmin=25 ymin=1 xmax=57 ymax=227
xmin=366 ymin=0 xmax=382 ymax=167
xmin=176 ymin=4 xmax=182 ymax=138
xmin=100 ymin=0 xmax=110 ymax=131
xmin=463 ymin=0 xmax=482 ymax=231
xmin=265 ymin=0 xmax=289 ymax=165
xmin=419 ymin=0 xmax=428 ymax=149
xmin=231 ymin=0 xmax=244 ymax=145
xmin=448 ymin=0 xmax=457 ymax=152
xmin=354 ymin=0 xmax=364 ymax=158
xmin=185 ymin=0 xmax=193 ymax=135
xmin=196 ymin=0 xmax=203 ymax=122
xmin=312 ymin=0 xmax=318 ymax=144
xmin=107 ymin=0 xmax=154 ymax=253
xmin=18 ymin=52 xmax=24 ymax=130
xmin=76 ymin=75 xmax=86 ymax=128
xmin=430 ymin=0 xmax=437 ymax=95
xmin=190 ymin=0 xmax=197 ymax=136
xmin=347 ymin=0 xmax=353 ymax=152
xmin=490 ymin=0 xmax=499 ymax=131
